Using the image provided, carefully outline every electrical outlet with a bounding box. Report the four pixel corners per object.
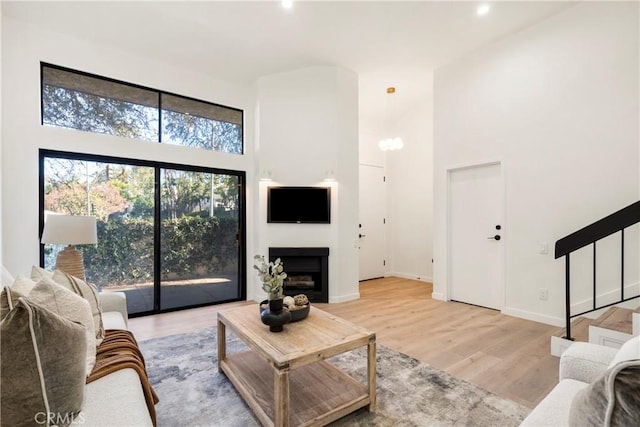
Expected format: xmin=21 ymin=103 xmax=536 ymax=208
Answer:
xmin=539 ymin=288 xmax=549 ymax=301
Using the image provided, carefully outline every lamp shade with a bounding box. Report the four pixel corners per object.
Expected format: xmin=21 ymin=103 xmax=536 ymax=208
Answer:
xmin=41 ymin=214 xmax=98 ymax=245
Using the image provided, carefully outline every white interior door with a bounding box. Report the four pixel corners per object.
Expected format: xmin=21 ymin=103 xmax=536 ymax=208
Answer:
xmin=359 ymin=164 xmax=386 ymax=281
xmin=449 ymin=163 xmax=503 ymax=310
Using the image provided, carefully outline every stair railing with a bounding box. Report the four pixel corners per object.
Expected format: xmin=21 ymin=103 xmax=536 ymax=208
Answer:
xmin=555 ymin=201 xmax=640 ymax=341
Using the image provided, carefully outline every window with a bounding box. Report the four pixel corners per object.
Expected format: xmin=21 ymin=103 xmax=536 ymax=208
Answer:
xmin=40 ymin=150 xmax=246 ymax=316
xmin=41 ymin=64 xmax=243 ymax=154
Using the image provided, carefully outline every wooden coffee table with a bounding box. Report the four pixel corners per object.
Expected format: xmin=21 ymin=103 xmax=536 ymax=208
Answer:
xmin=217 ymin=304 xmax=376 ymax=427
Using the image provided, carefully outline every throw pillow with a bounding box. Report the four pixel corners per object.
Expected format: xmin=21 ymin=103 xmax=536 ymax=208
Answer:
xmin=0 ymin=287 xmax=24 ymax=321
xmin=609 ymin=335 xmax=640 ymax=367
xmin=51 ymin=270 xmax=105 ymax=344
xmin=569 ymin=359 xmax=640 ymax=426
xmin=0 ymin=297 xmax=87 ymax=427
xmin=31 ymin=265 xmax=54 ymax=281
xmin=28 ymin=277 xmax=97 ymax=375
xmin=10 ymin=274 xmax=36 ymax=295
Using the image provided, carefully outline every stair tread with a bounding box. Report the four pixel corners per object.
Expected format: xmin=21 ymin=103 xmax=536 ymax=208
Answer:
xmin=552 ymin=306 xmax=636 ymax=341
xmin=591 ymin=306 xmax=633 ymax=334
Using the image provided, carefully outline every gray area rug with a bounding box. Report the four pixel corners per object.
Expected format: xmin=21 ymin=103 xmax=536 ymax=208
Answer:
xmin=139 ymin=328 xmax=531 ymax=427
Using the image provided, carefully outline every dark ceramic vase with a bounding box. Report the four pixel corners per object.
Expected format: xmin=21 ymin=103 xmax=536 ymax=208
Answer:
xmin=260 ymin=298 xmax=291 ymax=332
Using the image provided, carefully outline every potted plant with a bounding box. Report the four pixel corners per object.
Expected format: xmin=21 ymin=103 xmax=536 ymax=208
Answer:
xmin=254 ymin=255 xmax=291 ymax=331
xmin=254 ymin=254 xmax=287 ymax=299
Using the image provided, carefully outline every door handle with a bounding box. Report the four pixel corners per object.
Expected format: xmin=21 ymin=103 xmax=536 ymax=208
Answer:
xmin=359 ymin=234 xmax=367 ymax=238
xmin=488 ymin=235 xmax=501 ymax=241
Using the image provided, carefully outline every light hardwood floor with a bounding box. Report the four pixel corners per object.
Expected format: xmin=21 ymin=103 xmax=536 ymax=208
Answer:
xmin=129 ymin=277 xmax=559 ymax=409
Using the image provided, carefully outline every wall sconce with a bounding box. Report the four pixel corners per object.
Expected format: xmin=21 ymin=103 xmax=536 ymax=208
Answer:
xmin=41 ymin=214 xmax=98 ymax=280
xmin=324 ymin=170 xmax=336 ymax=182
xmin=260 ymin=169 xmax=275 ymax=181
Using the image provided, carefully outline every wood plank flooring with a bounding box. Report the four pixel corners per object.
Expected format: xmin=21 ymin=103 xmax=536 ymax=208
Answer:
xmin=129 ymin=277 xmax=559 ymax=409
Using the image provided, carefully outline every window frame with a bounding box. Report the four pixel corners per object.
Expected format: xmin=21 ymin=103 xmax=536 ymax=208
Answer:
xmin=39 ymin=149 xmax=247 ymax=317
xmin=40 ymin=62 xmax=244 ymax=154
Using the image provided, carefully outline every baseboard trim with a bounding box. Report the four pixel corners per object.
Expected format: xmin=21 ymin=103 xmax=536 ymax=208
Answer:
xmin=501 ymin=307 xmax=564 ymax=327
xmin=385 ymin=271 xmax=433 ymax=283
xmin=431 ymin=292 xmax=446 ymax=301
xmin=571 ymin=283 xmax=640 ymax=316
xmin=329 ymin=292 xmax=360 ymax=304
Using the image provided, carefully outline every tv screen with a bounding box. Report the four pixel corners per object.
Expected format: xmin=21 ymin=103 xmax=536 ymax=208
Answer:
xmin=267 ymin=187 xmax=331 ymax=224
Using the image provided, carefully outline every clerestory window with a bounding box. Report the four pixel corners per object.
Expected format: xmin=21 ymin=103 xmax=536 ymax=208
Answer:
xmin=41 ymin=63 xmax=243 ymax=154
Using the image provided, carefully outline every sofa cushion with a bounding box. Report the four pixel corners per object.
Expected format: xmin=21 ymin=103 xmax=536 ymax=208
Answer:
xmin=51 ymin=270 xmax=105 ymax=344
xmin=569 ymin=359 xmax=640 ymax=426
xmin=71 ymin=368 xmax=153 ymax=426
xmin=0 ymin=298 xmax=87 ymax=427
xmin=28 ymin=277 xmax=97 ymax=375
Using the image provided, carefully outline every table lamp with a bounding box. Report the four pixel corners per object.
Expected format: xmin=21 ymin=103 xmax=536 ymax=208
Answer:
xmin=41 ymin=214 xmax=98 ymax=280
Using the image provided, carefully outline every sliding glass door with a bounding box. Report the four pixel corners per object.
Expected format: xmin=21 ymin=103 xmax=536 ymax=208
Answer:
xmin=159 ymin=169 xmax=241 ymax=310
xmin=40 ymin=150 xmax=245 ymax=316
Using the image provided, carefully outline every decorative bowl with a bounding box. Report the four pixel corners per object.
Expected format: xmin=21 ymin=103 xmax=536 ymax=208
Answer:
xmin=259 ymin=300 xmax=310 ymax=322
xmin=288 ymin=303 xmax=310 ymax=322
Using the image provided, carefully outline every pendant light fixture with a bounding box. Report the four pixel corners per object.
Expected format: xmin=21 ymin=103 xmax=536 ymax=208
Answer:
xmin=378 ymin=87 xmax=404 ymax=151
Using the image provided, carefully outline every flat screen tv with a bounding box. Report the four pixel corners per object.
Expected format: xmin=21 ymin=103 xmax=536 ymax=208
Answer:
xmin=267 ymin=186 xmax=331 ymax=224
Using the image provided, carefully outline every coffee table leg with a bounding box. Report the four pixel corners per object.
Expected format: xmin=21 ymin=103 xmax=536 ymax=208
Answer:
xmin=217 ymin=320 xmax=226 ymax=373
xmin=274 ymin=368 xmax=290 ymax=427
xmin=367 ymin=338 xmax=377 ymax=411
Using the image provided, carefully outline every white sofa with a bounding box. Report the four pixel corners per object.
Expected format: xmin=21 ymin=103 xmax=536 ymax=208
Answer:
xmin=1 ymin=265 xmax=155 ymax=427
xmin=71 ymin=291 xmax=153 ymax=427
xmin=520 ymin=335 xmax=640 ymax=426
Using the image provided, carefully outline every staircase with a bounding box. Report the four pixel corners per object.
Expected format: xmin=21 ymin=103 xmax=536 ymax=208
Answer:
xmin=551 ymin=200 xmax=640 ymax=357
xmin=551 ymin=305 xmax=639 ymax=356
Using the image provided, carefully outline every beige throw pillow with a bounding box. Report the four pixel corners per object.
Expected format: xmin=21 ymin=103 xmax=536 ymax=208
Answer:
xmin=52 ymin=270 xmax=105 ymax=344
xmin=28 ymin=277 xmax=97 ymax=375
xmin=0 ymin=298 xmax=86 ymax=427
xmin=10 ymin=274 xmax=37 ymax=295
xmin=31 ymin=265 xmax=54 ymax=281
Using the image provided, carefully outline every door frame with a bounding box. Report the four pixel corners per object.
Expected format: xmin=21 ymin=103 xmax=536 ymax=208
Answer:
xmin=38 ymin=149 xmax=247 ymax=317
xmin=358 ymin=163 xmax=387 ymax=281
xmin=446 ymin=159 xmax=506 ymax=311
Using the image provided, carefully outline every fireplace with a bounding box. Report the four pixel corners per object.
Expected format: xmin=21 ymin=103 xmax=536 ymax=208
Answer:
xmin=269 ymin=247 xmax=329 ymax=303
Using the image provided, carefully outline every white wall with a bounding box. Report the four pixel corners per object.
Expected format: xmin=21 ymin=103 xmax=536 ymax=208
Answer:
xmin=359 ymin=84 xmax=434 ymax=284
xmin=386 ymin=92 xmax=434 ymax=282
xmin=255 ymin=66 xmax=360 ymax=303
xmin=0 ymin=5 xmax=3 ymax=265
xmin=1 ymin=14 xmax=257 ymax=289
xmin=434 ymin=2 xmax=640 ymax=325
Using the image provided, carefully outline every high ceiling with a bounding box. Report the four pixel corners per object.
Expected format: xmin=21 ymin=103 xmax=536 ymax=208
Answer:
xmin=3 ymin=0 xmax=577 ymax=129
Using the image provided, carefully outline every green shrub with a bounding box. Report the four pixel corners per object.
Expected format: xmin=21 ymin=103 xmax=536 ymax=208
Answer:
xmin=83 ymin=215 xmax=238 ymax=288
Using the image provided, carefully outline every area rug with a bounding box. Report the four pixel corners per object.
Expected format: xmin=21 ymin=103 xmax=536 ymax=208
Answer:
xmin=139 ymin=328 xmax=531 ymax=426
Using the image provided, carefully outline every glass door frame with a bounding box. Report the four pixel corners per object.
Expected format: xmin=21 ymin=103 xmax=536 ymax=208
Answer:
xmin=39 ymin=149 xmax=247 ymax=317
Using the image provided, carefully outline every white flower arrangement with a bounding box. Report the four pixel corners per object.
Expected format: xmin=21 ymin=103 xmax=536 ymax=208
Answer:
xmin=253 ymin=255 xmax=287 ymax=300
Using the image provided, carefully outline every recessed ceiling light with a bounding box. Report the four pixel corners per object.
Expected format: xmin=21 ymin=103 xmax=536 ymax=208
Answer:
xmin=477 ymin=4 xmax=491 ymax=16
xmin=282 ymin=0 xmax=293 ymax=9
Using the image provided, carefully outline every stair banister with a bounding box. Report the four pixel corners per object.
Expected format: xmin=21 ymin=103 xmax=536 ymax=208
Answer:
xmin=555 ymin=200 xmax=640 ymax=341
